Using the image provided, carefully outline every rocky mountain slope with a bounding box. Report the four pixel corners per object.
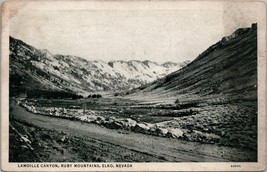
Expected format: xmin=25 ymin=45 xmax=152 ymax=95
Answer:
xmin=9 ymin=36 xmax=190 ymax=96
xmin=124 ymin=24 xmax=258 ymax=150
xmin=128 ymin=23 xmax=257 ymax=105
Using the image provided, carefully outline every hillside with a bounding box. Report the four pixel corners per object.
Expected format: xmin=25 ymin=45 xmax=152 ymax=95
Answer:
xmin=9 ymin=36 xmax=190 ymax=96
xmin=127 ymin=23 xmax=257 ymax=105
xmin=122 ymin=24 xmax=258 ymax=150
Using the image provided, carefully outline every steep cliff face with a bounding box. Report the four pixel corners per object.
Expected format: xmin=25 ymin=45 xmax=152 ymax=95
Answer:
xmin=9 ymin=36 xmax=189 ymax=95
xmin=128 ymin=24 xmax=257 ymax=104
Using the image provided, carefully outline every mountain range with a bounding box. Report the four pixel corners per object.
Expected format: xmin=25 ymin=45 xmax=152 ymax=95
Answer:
xmin=10 ymin=23 xmax=257 ymax=104
xmin=9 ymin=36 xmax=190 ymax=95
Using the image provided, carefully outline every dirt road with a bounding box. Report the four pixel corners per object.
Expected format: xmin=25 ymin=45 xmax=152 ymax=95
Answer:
xmin=10 ymin=100 xmax=257 ymax=162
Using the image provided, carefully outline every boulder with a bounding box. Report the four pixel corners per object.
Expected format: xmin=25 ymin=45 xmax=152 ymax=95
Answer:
xmin=148 ymin=125 xmax=157 ymax=132
xmin=54 ymin=111 xmax=60 ymax=116
xmin=78 ymin=115 xmax=88 ymax=122
xmin=154 ymin=127 xmax=168 ymax=136
xmin=95 ymin=116 xmax=105 ymax=124
xmin=117 ymin=118 xmax=137 ymax=129
xmin=134 ymin=123 xmax=151 ymax=133
xmin=105 ymin=117 xmax=116 ymax=123
xmin=78 ymin=115 xmax=98 ymax=123
xmin=104 ymin=121 xmax=123 ymax=129
xmin=166 ymin=128 xmax=184 ymax=138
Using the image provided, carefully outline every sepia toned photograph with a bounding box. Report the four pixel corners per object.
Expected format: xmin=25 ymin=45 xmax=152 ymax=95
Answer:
xmin=1 ymin=0 xmax=266 ymax=171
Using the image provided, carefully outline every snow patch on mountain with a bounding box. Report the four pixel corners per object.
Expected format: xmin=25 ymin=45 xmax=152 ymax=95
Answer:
xmin=9 ymin=36 xmax=190 ymax=94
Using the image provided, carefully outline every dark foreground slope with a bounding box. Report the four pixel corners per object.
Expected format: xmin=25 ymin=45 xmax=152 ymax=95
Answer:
xmin=129 ymin=23 xmax=257 ymax=105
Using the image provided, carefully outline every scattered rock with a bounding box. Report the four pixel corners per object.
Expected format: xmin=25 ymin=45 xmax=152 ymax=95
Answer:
xmin=184 ymin=130 xmax=221 ymax=143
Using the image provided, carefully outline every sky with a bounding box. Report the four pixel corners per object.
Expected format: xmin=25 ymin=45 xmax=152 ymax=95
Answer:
xmin=9 ymin=2 xmax=259 ymax=64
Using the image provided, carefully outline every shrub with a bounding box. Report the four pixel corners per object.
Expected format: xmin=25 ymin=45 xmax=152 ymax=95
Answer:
xmin=114 ymin=92 xmax=119 ymax=96
xmin=88 ymin=94 xmax=102 ymax=98
xmin=175 ymin=98 xmax=180 ymax=104
xmin=96 ymin=94 xmax=102 ymax=98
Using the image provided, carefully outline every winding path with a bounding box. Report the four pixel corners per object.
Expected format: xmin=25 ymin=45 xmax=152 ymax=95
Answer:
xmin=10 ymin=100 xmax=256 ymax=162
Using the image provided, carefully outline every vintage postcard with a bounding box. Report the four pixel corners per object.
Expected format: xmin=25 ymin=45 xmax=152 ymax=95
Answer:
xmin=1 ymin=0 xmax=266 ymax=171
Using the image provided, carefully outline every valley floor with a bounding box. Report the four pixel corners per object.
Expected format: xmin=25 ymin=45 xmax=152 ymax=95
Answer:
xmin=9 ymin=100 xmax=256 ymax=162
